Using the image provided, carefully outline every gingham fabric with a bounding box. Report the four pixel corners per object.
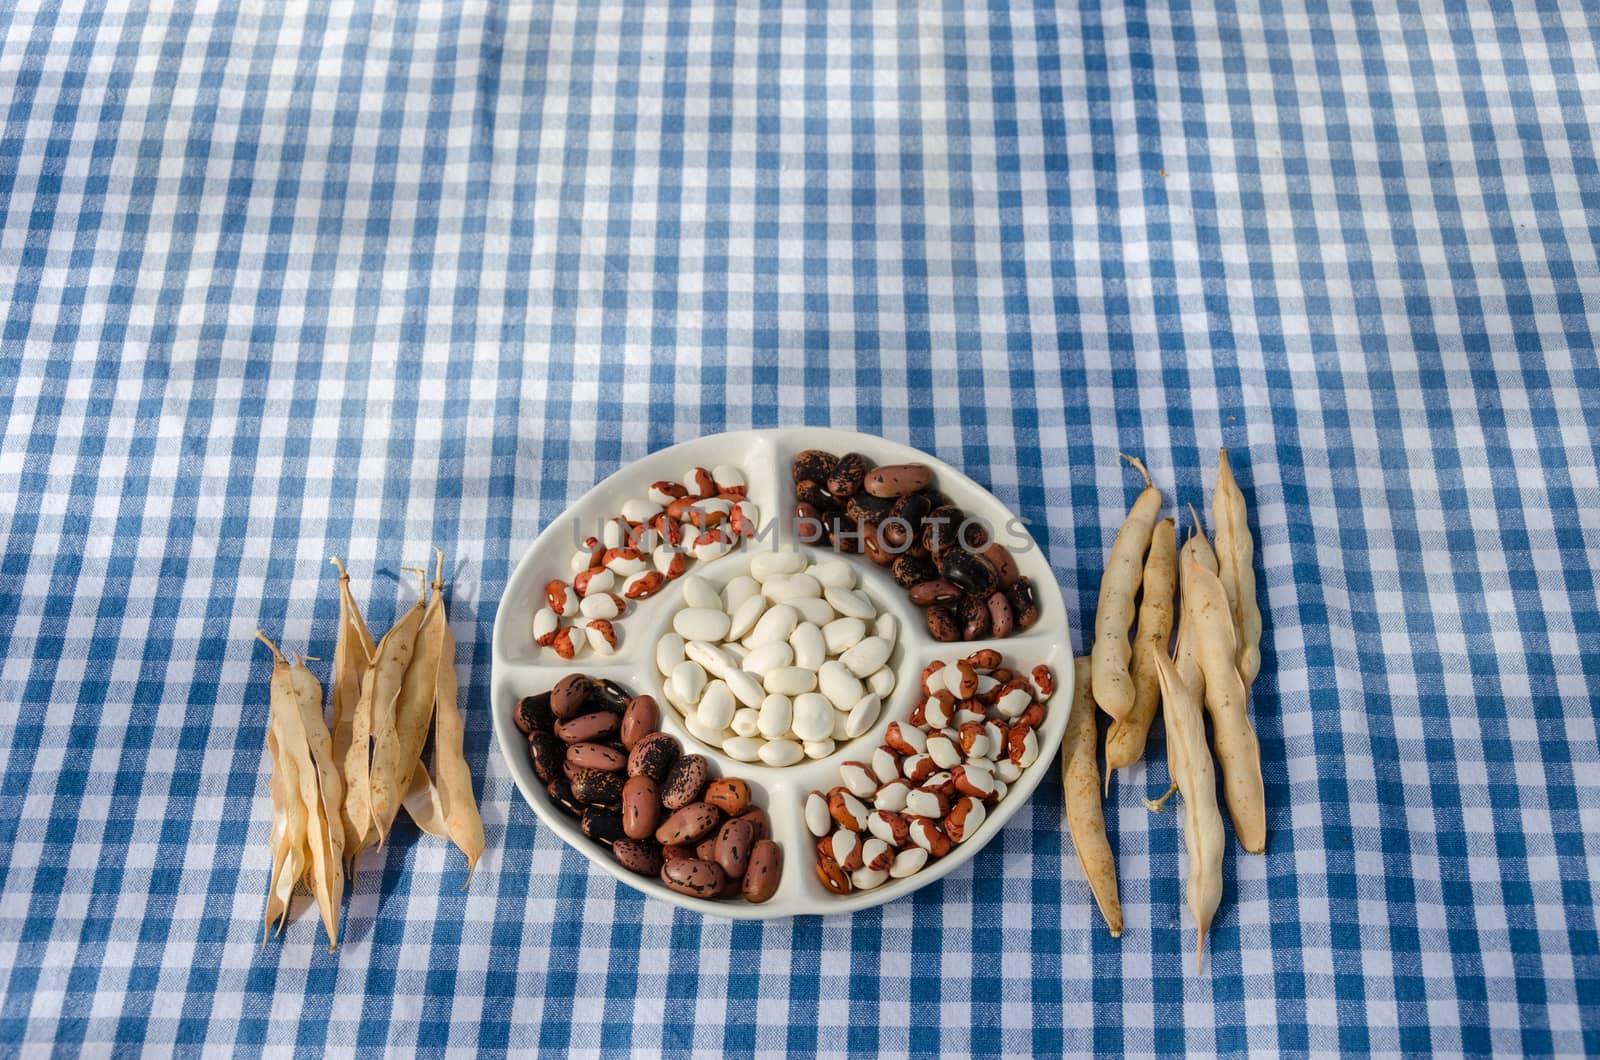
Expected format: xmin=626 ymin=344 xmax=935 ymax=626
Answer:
xmin=1 ymin=0 xmax=1597 ymax=1055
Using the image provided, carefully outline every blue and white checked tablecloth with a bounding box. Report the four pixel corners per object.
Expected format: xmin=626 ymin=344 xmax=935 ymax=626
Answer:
xmin=1 ymin=0 xmax=1598 ymax=1055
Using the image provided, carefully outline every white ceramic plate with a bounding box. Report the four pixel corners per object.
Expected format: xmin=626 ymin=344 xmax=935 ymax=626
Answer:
xmin=491 ymin=428 xmax=1070 ymax=918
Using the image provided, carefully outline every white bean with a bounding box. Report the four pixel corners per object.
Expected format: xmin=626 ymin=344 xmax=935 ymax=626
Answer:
xmin=807 ymin=559 xmax=855 ymax=589
xmin=724 ymin=668 xmax=766 ymax=710
xmin=756 ymin=694 xmax=793 ymax=740
xmin=874 ymin=612 xmax=899 ymax=649
xmin=686 ymin=713 xmax=729 ymax=746
xmin=749 ymin=550 xmax=806 ymax=582
xmin=763 ymin=572 xmax=822 ymax=603
xmin=821 ymin=617 xmax=866 ymax=655
xmin=746 ymin=604 xmax=800 ymax=648
xmin=867 ymin=667 xmax=896 ymax=698
xmin=684 ymin=640 xmax=734 ymax=679
xmin=758 ymin=740 xmax=804 ymax=767
xmin=740 ymin=641 xmax=793 ymax=678
xmin=840 ymin=636 xmax=891 ymax=678
xmin=790 ymin=622 xmax=826 ymax=671
xmin=802 ymin=738 xmax=836 ymax=759
xmin=722 ymin=736 xmax=764 ymax=763
xmin=680 ymin=575 xmax=721 ymax=610
xmin=844 ymin=692 xmax=882 ymax=738
xmin=790 ymin=596 xmax=837 ymax=628
xmin=791 ymin=693 xmax=835 ymax=742
xmin=824 ymin=585 xmax=875 ymax=619
xmin=763 ymin=667 xmax=817 ymax=696
xmin=831 ymin=708 xmax=852 ymax=741
xmin=852 ymin=866 xmax=889 ymax=890
xmin=722 ymin=575 xmax=761 ymax=612
xmin=818 ymin=660 xmax=865 ymax=713
xmin=673 ymin=607 xmax=730 ymax=642
xmin=669 ymin=660 xmax=707 ymax=705
xmin=730 ymin=707 xmax=760 ymax=738
xmin=727 ymin=595 xmax=767 ymax=640
xmin=698 ymin=680 xmax=736 ymax=731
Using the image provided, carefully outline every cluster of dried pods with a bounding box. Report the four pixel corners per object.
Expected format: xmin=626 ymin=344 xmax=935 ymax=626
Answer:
xmin=1063 ymin=448 xmax=1265 ymax=971
xmin=259 ymin=551 xmax=484 ymax=951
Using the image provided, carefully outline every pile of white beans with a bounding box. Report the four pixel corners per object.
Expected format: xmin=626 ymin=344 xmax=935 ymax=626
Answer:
xmin=656 ymin=550 xmax=898 ymax=766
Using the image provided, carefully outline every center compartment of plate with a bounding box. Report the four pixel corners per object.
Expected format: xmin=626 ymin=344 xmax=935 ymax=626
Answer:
xmin=644 ymin=545 xmax=914 ymax=767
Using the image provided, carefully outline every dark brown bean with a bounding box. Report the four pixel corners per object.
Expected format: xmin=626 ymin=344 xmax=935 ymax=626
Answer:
xmin=937 ymin=549 xmax=998 ymax=596
xmin=794 ymin=501 xmax=828 ymax=544
xmin=581 ymin=807 xmax=627 ymax=844
xmin=921 ymin=505 xmax=965 ymax=554
xmin=861 ymin=523 xmax=894 ymax=567
xmin=654 ymin=802 xmax=724 ymax=846
xmin=628 ymin=732 xmax=681 ymax=782
xmin=620 ymin=695 xmax=660 ymax=749
xmin=742 ymin=840 xmax=782 ymax=903
xmin=908 ymin=579 xmax=963 ymax=606
xmin=703 ymin=777 xmax=750 ymax=816
xmin=736 ymin=806 xmax=770 ymax=841
xmin=846 ymin=491 xmax=893 ymax=527
xmin=516 ymin=692 xmax=554 ymax=735
xmin=828 ymin=515 xmax=861 ymax=554
xmin=551 ymin=673 xmax=592 ymax=719
xmin=826 ymin=452 xmax=869 ymax=498
xmin=959 ymin=595 xmax=992 ymax=641
xmin=660 ymin=754 xmax=709 ymax=810
xmin=891 ymin=554 xmax=938 ymax=589
xmin=545 ymin=777 xmax=584 ymax=817
xmin=612 ymin=838 xmax=662 ymax=876
xmin=555 ymin=709 xmax=621 ymax=744
xmin=795 ymin=478 xmax=835 ymax=511
xmin=660 ymin=844 xmax=696 ymax=863
xmin=987 ymin=590 xmax=1015 ymax=638
xmin=591 ymin=678 xmax=632 ymax=713
xmin=622 ymin=775 xmax=662 ymax=840
xmin=863 ymin=462 xmax=933 ymax=498
xmin=660 ymin=858 xmax=726 ymax=898
xmin=983 ymin=544 xmax=1020 ymax=589
xmin=567 ymin=742 xmax=626 ymax=772
xmin=570 ymin=767 xmax=625 ymax=806
xmin=528 ymin=731 xmax=564 ymax=784
xmin=1006 ymin=577 xmax=1039 ymax=629
xmin=889 ymin=493 xmax=932 ymax=537
xmin=714 ymin=818 xmax=755 ymax=879
xmin=792 ymin=449 xmax=838 ymax=484
xmin=927 ymin=605 xmax=961 ymax=642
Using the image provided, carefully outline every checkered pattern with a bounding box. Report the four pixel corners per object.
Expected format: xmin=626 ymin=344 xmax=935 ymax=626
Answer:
xmin=1 ymin=0 xmax=1597 ymax=1054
